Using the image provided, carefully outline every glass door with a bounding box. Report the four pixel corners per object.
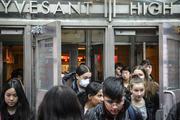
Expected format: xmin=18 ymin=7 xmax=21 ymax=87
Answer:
xmin=35 ymin=21 xmax=61 ymax=109
xmin=91 ymin=44 xmax=103 ymax=82
xmin=159 ymin=23 xmax=180 ymax=119
xmin=114 ymin=28 xmax=159 ymax=82
xmin=0 ymin=29 xmax=24 ymax=91
xmin=61 ymin=29 xmax=104 ymax=82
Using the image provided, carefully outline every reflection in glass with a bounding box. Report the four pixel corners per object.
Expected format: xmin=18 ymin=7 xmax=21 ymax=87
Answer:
xmin=37 ymin=38 xmax=54 ymax=90
xmin=167 ymin=40 xmax=180 ymax=89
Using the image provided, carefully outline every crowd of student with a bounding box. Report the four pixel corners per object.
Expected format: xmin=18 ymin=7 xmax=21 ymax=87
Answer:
xmin=0 ymin=60 xmax=179 ymax=120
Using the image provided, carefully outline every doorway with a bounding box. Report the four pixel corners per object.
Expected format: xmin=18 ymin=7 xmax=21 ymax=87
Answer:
xmin=61 ymin=29 xmax=104 ymax=82
xmin=0 ymin=29 xmax=24 ymax=90
xmin=114 ymin=27 xmax=159 ymax=83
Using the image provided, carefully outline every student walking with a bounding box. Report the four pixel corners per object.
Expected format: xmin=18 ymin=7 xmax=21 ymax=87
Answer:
xmin=62 ymin=64 xmax=92 ymax=94
xmin=78 ymin=82 xmax=103 ymax=114
xmin=129 ymin=75 xmax=154 ymax=120
xmin=132 ymin=65 xmax=159 ymax=120
xmin=85 ymin=76 xmax=142 ymax=120
xmin=0 ymin=79 xmax=32 ymax=120
xmin=37 ymin=85 xmax=83 ymax=120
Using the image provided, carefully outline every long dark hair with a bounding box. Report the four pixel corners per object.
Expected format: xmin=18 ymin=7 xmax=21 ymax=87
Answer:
xmin=0 ymin=79 xmax=30 ymax=120
xmin=76 ymin=64 xmax=91 ymax=76
xmin=78 ymin=82 xmax=103 ymax=107
xmin=38 ymin=85 xmax=83 ymax=120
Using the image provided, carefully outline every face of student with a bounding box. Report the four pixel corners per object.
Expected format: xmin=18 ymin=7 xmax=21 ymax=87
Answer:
xmin=104 ymin=96 xmax=125 ymax=116
xmin=133 ymin=69 xmax=145 ymax=80
xmin=130 ymin=83 xmax=145 ymax=102
xmin=122 ymin=70 xmax=130 ymax=81
xmin=115 ymin=67 xmax=122 ymax=77
xmin=4 ymin=88 xmax=18 ymax=107
xmin=77 ymin=72 xmax=92 ymax=88
xmin=89 ymin=89 xmax=103 ymax=107
xmin=143 ymin=64 xmax=152 ymax=76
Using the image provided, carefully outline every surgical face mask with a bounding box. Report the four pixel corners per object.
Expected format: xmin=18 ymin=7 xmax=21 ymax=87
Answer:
xmin=79 ymin=79 xmax=90 ymax=88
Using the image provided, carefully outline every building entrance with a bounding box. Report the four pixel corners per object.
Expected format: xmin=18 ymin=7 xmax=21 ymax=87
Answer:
xmin=61 ymin=29 xmax=104 ymax=82
xmin=0 ymin=29 xmax=23 ymax=90
xmin=114 ymin=27 xmax=159 ymax=82
xmin=34 ymin=22 xmax=180 ymax=119
xmin=61 ymin=27 xmax=159 ymax=83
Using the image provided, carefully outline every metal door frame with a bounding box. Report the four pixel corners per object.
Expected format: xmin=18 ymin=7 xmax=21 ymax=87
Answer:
xmin=158 ymin=23 xmax=180 ymax=119
xmin=35 ymin=21 xmax=61 ymax=111
xmin=0 ymin=41 xmax=2 ymax=91
xmin=0 ymin=26 xmax=34 ymax=109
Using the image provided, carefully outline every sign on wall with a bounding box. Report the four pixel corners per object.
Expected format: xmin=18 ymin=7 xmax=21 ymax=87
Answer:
xmin=0 ymin=0 xmax=179 ymax=21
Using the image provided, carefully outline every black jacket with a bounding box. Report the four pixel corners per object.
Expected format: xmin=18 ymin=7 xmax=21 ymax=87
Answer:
xmin=126 ymin=88 xmax=155 ymax=120
xmin=146 ymin=91 xmax=159 ymax=120
xmin=62 ymin=72 xmax=80 ymax=93
xmin=144 ymin=98 xmax=155 ymax=120
xmin=85 ymin=100 xmax=143 ymax=120
xmin=129 ymin=97 xmax=155 ymax=120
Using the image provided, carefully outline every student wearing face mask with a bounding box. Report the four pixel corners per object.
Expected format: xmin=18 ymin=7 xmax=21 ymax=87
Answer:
xmin=76 ymin=64 xmax=92 ymax=93
xmin=62 ymin=64 xmax=92 ymax=94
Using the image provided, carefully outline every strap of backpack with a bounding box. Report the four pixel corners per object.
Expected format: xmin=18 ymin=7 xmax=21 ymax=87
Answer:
xmin=128 ymin=105 xmax=136 ymax=120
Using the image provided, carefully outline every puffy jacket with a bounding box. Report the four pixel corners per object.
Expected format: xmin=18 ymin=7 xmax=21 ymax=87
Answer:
xmin=62 ymin=72 xmax=79 ymax=93
xmin=85 ymin=100 xmax=143 ymax=120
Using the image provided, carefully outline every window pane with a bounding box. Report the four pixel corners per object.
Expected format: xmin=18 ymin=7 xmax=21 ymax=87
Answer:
xmin=167 ymin=39 xmax=180 ymax=89
xmin=37 ymin=38 xmax=53 ymax=90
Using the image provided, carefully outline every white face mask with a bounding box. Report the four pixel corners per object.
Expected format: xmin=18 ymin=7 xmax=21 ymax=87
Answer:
xmin=79 ymin=79 xmax=90 ymax=88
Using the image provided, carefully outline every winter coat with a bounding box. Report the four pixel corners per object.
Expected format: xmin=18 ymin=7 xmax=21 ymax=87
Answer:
xmin=0 ymin=109 xmax=34 ymax=120
xmin=144 ymin=98 xmax=155 ymax=120
xmin=129 ymin=97 xmax=156 ymax=120
xmin=147 ymin=89 xmax=159 ymax=120
xmin=62 ymin=72 xmax=80 ymax=93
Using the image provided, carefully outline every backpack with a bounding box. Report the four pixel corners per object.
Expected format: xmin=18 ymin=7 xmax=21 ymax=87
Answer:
xmin=128 ymin=105 xmax=136 ymax=120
